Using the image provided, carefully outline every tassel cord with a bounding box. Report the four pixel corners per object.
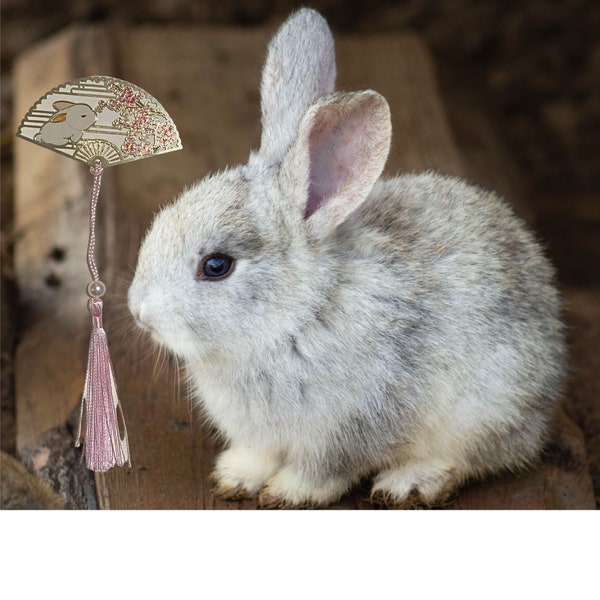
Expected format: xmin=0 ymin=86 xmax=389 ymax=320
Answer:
xmin=75 ymin=159 xmax=130 ymax=471
xmin=87 ymin=160 xmax=103 ymax=282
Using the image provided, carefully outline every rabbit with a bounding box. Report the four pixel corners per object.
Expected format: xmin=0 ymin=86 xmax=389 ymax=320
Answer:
xmin=35 ymin=101 xmax=96 ymax=146
xmin=128 ymin=8 xmax=566 ymax=508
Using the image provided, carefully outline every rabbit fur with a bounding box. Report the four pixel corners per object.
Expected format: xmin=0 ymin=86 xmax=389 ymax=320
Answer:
xmin=129 ymin=8 xmax=565 ymax=508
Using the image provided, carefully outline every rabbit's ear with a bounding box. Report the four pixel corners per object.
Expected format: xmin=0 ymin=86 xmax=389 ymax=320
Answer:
xmin=52 ymin=101 xmax=74 ymax=111
xmin=259 ymin=9 xmax=336 ymax=165
xmin=287 ymin=91 xmax=391 ymax=241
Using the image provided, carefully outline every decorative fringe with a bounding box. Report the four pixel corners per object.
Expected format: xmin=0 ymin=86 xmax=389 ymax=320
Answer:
xmin=75 ymin=297 xmax=130 ymax=472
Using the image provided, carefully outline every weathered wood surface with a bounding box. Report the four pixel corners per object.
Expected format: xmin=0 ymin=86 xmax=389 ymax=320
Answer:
xmin=14 ymin=24 xmax=595 ymax=509
xmin=13 ymin=28 xmax=114 ymax=451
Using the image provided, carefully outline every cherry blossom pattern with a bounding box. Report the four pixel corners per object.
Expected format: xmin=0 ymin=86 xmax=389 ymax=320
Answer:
xmin=96 ymin=80 xmax=179 ymax=159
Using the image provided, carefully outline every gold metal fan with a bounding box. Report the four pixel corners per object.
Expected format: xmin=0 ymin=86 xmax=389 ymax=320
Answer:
xmin=17 ymin=75 xmax=183 ymax=167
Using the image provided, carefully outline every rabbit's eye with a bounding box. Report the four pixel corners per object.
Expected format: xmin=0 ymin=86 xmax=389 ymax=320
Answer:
xmin=197 ymin=254 xmax=235 ymax=281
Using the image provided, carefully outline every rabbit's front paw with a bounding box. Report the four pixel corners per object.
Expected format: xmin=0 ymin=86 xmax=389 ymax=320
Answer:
xmin=371 ymin=461 xmax=462 ymax=508
xmin=258 ymin=467 xmax=351 ymax=508
xmin=212 ymin=446 xmax=281 ymax=500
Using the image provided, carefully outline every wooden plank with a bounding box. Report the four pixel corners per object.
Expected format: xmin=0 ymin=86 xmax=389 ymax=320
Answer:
xmin=98 ymin=25 xmax=594 ymax=510
xmin=453 ymin=408 xmax=595 ymax=509
xmin=13 ymin=27 xmax=117 ymax=508
xmin=97 ymin=26 xmax=272 ymax=509
xmin=14 ymin=24 xmax=594 ymax=510
xmin=96 ymin=26 xmax=468 ymax=510
xmin=13 ymin=27 xmax=115 ymax=450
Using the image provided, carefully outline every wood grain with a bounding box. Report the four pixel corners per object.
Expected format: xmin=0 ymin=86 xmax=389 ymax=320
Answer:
xmin=13 ymin=27 xmax=114 ymax=452
xmin=14 ymin=24 xmax=595 ymax=510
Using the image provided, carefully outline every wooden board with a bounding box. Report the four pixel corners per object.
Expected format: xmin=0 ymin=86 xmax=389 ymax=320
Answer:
xmin=13 ymin=27 xmax=114 ymax=452
xmin=13 ymin=24 xmax=595 ymax=509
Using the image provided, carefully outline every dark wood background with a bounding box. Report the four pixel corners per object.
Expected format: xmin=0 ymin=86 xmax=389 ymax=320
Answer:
xmin=1 ymin=0 xmax=598 ymax=509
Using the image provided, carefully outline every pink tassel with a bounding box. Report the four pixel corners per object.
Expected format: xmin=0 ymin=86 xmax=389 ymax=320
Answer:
xmin=75 ymin=160 xmax=130 ymax=471
xmin=76 ymin=297 xmax=130 ymax=471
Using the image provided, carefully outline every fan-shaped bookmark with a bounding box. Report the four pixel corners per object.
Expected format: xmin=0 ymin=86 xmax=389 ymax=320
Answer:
xmin=17 ymin=76 xmax=182 ymax=472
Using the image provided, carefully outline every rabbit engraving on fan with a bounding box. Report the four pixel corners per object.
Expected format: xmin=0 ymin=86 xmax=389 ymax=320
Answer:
xmin=34 ymin=101 xmax=96 ymax=146
xmin=128 ymin=9 xmax=565 ymax=507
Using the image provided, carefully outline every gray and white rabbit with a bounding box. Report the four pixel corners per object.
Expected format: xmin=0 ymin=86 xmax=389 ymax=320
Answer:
xmin=128 ymin=9 xmax=565 ymax=507
xmin=35 ymin=101 xmax=96 ymax=146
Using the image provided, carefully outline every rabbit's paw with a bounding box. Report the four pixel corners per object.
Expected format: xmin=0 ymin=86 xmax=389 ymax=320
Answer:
xmin=211 ymin=446 xmax=281 ymax=500
xmin=370 ymin=461 xmax=462 ymax=508
xmin=258 ymin=467 xmax=350 ymax=509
